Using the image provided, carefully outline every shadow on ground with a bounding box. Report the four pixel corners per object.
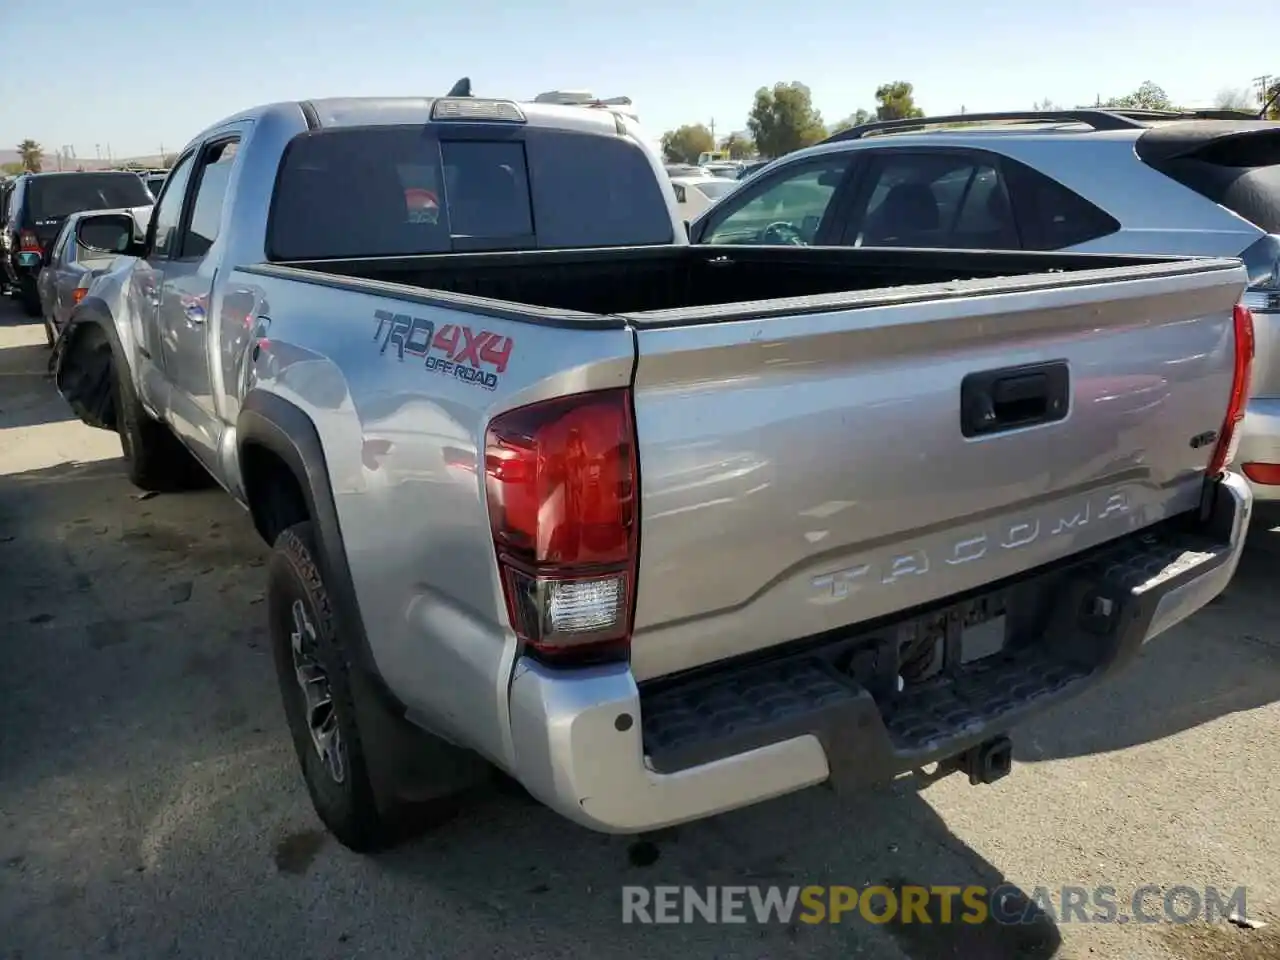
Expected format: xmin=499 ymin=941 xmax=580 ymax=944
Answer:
xmin=1014 ymin=519 xmax=1280 ymax=765
xmin=0 ymin=453 xmax=1063 ymax=960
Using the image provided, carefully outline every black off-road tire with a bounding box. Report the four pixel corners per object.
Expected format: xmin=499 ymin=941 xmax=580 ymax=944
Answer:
xmin=269 ymin=522 xmax=391 ymax=853
xmin=111 ymin=359 xmax=205 ymax=491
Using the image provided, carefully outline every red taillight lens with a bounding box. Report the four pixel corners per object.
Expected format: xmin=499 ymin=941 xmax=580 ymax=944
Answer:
xmin=484 ymin=388 xmax=638 ymax=664
xmin=71 ymin=288 xmax=87 ymax=305
xmin=1207 ymin=303 xmax=1255 ymax=477
xmin=18 ymin=230 xmax=41 ymax=254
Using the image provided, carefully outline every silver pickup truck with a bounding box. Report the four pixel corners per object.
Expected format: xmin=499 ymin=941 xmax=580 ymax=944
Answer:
xmin=53 ymin=90 xmax=1255 ymax=853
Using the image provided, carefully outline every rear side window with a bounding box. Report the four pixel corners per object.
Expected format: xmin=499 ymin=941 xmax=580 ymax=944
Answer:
xmin=1137 ymin=126 xmax=1280 ymax=234
xmin=182 ymin=140 xmax=238 ymax=259
xmin=1002 ymin=160 xmax=1120 ymax=250
xmin=848 ymin=153 xmax=1020 ymax=250
xmin=267 ymin=124 xmax=673 ymax=260
xmin=27 ymin=173 xmax=152 ymax=220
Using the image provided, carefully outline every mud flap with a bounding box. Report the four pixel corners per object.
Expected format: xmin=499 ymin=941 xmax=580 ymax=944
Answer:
xmin=347 ymin=665 xmax=493 ymax=811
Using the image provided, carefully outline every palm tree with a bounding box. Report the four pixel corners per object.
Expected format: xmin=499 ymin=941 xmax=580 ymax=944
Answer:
xmin=17 ymin=140 xmax=43 ymax=173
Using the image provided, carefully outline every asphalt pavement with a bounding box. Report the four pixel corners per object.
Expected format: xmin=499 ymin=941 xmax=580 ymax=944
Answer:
xmin=1 ymin=294 xmax=1279 ymax=960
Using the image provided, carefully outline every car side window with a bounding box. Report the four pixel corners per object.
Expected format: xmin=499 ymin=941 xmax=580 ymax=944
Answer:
xmin=672 ymin=183 xmax=686 ymax=203
xmin=150 ymin=152 xmax=197 ymax=259
xmin=702 ymin=158 xmax=851 ymax=245
xmin=180 ymin=140 xmax=238 ymax=260
xmin=55 ymin=223 xmax=75 ymax=265
xmin=848 ymin=152 xmax=1020 ymax=250
xmin=1003 ymin=160 xmax=1120 ymax=250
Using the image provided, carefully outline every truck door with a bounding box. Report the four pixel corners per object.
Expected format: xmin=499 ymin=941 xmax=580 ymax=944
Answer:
xmin=131 ymin=150 xmax=198 ymax=418
xmin=155 ymin=135 xmax=241 ymax=469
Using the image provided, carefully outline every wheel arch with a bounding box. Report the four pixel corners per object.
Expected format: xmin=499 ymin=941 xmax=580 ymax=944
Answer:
xmin=52 ymin=297 xmax=124 ymax=431
xmin=237 ymin=390 xmax=485 ymax=803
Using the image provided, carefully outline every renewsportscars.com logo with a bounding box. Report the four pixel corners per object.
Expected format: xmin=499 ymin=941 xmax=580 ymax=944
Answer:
xmin=621 ymin=884 xmax=1251 ymax=926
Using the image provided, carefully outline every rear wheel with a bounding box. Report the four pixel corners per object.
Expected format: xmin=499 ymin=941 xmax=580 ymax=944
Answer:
xmin=269 ymin=522 xmax=391 ymax=852
xmin=111 ymin=357 xmax=205 ymax=491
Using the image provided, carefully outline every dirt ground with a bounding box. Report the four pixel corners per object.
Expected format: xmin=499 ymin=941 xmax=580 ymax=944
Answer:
xmin=2 ymin=298 xmax=1279 ymax=960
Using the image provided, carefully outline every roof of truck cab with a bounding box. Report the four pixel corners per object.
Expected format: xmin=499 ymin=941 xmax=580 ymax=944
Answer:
xmin=199 ymin=96 xmax=627 ymax=141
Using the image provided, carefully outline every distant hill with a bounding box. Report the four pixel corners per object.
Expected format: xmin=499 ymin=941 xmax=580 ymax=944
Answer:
xmin=0 ymin=150 xmax=166 ymax=171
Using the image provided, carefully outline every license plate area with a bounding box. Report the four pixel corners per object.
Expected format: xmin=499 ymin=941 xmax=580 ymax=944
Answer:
xmin=887 ymin=594 xmax=1009 ymax=691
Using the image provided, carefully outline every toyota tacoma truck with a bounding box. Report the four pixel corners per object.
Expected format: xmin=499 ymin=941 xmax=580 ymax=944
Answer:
xmin=52 ymin=89 xmax=1256 ymax=852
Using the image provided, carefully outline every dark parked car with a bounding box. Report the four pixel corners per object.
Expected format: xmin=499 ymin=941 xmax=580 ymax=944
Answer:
xmin=2 ymin=171 xmax=152 ymax=316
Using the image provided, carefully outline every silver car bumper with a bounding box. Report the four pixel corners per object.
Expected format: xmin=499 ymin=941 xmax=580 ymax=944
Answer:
xmin=507 ymin=473 xmax=1251 ymax=834
xmin=1238 ymin=397 xmax=1280 ymax=501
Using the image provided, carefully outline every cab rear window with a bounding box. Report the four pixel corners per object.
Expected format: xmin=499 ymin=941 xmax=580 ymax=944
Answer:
xmin=266 ymin=124 xmax=674 ymax=260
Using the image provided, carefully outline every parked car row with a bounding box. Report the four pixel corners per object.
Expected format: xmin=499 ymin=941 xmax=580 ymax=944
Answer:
xmin=45 ymin=85 xmax=1260 ymax=855
xmin=1 ymin=169 xmax=157 ymax=343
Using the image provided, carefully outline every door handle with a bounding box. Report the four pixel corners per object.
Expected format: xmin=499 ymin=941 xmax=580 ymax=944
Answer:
xmin=960 ymin=361 xmax=1069 ymax=438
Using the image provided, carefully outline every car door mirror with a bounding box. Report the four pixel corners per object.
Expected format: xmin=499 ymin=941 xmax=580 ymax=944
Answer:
xmin=76 ymin=213 xmax=143 ymax=256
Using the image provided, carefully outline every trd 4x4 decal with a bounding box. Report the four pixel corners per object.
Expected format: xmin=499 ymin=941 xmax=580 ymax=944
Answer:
xmin=372 ymin=309 xmax=513 ymax=390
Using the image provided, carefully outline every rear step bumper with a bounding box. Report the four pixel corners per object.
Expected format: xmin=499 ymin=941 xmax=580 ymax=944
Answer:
xmin=506 ymin=473 xmax=1251 ymax=834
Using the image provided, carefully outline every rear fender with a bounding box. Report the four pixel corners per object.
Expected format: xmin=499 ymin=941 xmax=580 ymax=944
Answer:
xmin=51 ymin=298 xmax=125 ymax=432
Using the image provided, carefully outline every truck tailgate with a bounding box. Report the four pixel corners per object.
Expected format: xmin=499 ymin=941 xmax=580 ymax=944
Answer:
xmin=628 ymin=259 xmax=1248 ymax=681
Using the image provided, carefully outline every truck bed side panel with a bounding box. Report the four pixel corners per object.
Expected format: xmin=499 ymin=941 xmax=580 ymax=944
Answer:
xmin=229 ymin=270 xmax=635 ymax=764
xmin=629 ymin=265 xmax=1247 ymax=682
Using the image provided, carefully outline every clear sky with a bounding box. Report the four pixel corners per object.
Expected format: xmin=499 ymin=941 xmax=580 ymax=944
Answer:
xmin=0 ymin=0 xmax=1270 ymax=159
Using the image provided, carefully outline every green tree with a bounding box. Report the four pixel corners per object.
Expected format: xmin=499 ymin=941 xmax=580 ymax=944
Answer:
xmin=661 ymin=124 xmax=715 ymax=164
xmin=747 ymin=82 xmax=827 ymax=159
xmin=17 ymin=139 xmax=42 ymax=173
xmin=1103 ymin=81 xmax=1173 ymax=111
xmin=1214 ymin=88 xmax=1255 ymax=112
xmin=831 ymin=108 xmax=871 ymax=134
xmin=720 ymin=132 xmax=755 ymax=159
xmin=874 ymin=82 xmax=925 ymax=121
xmin=1032 ymin=98 xmax=1061 ymax=111
xmin=1 ymin=161 xmax=24 ymax=176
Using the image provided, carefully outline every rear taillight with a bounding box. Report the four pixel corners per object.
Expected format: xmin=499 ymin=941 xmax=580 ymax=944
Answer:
xmin=484 ymin=388 xmax=638 ymax=664
xmin=1241 ymin=235 xmax=1280 ymax=315
xmin=1207 ymin=303 xmax=1255 ymax=477
xmin=72 ymin=288 xmax=87 ymax=305
xmin=18 ymin=230 xmax=41 ymax=254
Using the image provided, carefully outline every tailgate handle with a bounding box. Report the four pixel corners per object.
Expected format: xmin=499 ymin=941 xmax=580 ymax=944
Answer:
xmin=961 ymin=361 xmax=1069 ymax=438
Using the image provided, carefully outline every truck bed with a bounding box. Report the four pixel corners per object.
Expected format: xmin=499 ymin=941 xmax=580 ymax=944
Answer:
xmin=241 ymin=244 xmax=1247 ymax=684
xmin=261 ymin=244 xmax=1226 ymax=326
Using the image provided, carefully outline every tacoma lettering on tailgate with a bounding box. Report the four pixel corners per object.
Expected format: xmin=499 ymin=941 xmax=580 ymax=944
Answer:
xmin=811 ymin=489 xmax=1131 ymax=601
xmin=372 ymin=309 xmax=513 ymax=391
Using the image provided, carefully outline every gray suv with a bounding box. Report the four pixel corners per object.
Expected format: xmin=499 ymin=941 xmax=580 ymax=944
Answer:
xmin=689 ymin=109 xmax=1280 ymax=499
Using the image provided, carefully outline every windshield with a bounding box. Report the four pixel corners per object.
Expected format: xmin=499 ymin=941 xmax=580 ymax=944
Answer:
xmin=269 ymin=125 xmax=674 ymax=259
xmin=28 ymin=173 xmax=153 ymax=220
xmin=694 ymin=180 xmax=736 ymax=199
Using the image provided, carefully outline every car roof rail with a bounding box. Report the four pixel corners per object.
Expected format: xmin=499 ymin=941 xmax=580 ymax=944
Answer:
xmin=823 ymin=109 xmax=1152 ymax=143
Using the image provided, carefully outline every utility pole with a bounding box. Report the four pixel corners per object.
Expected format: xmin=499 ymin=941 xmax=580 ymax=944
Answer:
xmin=709 ymin=117 xmax=717 ymax=141
xmin=1254 ymin=74 xmax=1274 ymax=111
